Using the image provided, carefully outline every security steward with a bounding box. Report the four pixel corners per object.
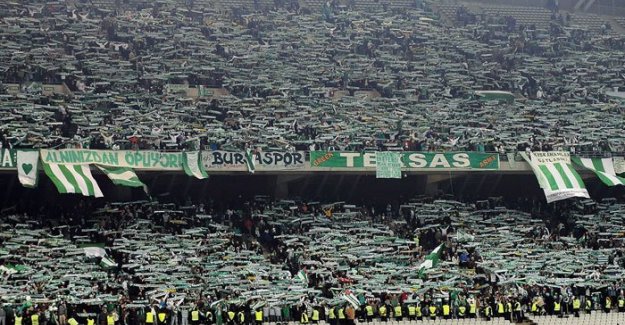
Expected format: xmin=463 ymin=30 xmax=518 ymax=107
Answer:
xmin=365 ymin=304 xmax=374 ymax=322
xmin=393 ymin=304 xmax=402 ymax=322
xmin=482 ymin=304 xmax=492 ymax=321
xmin=572 ymin=296 xmax=581 ymax=317
xmin=191 ymin=308 xmax=202 ymax=325
xmin=378 ymin=304 xmax=387 ymax=322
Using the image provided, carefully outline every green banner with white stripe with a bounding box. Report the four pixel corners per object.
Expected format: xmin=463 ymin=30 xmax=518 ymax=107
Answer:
xmin=572 ymin=157 xmax=625 ymax=187
xmin=521 ymin=152 xmax=589 ymax=203
xmin=42 ymin=162 xmax=103 ymax=197
xmin=96 ymin=165 xmax=146 ymax=188
xmin=182 ymin=151 xmax=209 ymax=179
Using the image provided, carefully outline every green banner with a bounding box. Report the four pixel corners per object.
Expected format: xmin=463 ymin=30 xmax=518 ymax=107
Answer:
xmin=40 ymin=149 xmax=182 ymax=170
xmin=0 ymin=149 xmax=16 ymax=168
xmin=310 ymin=151 xmax=500 ymax=169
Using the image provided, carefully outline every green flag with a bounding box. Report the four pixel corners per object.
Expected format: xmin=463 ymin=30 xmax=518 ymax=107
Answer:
xmin=97 ymin=165 xmax=146 ymax=188
xmin=245 ymin=149 xmax=256 ymax=174
xmin=182 ymin=151 xmax=209 ymax=179
xmin=572 ymin=157 xmax=625 ymax=187
xmin=42 ymin=162 xmax=103 ymax=197
xmin=418 ymin=243 xmax=444 ymax=278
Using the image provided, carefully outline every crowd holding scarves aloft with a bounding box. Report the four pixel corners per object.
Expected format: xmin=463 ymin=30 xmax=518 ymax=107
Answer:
xmin=3 ymin=195 xmax=625 ymax=325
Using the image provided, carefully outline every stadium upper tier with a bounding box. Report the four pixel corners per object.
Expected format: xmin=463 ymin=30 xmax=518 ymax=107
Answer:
xmin=0 ymin=1 xmax=624 ymax=154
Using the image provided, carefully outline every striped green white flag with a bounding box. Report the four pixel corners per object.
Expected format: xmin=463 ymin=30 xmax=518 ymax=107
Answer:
xmin=341 ymin=290 xmax=361 ymax=309
xmin=572 ymin=157 xmax=625 ymax=187
xmin=521 ymin=152 xmax=589 ymax=203
xmin=96 ymin=165 xmax=146 ymax=188
xmin=245 ymin=148 xmax=256 ymax=174
xmin=43 ymin=163 xmax=103 ymax=197
xmin=418 ymin=243 xmax=444 ymax=278
xmin=182 ymin=151 xmax=208 ymax=179
xmin=100 ymin=256 xmax=117 ymax=269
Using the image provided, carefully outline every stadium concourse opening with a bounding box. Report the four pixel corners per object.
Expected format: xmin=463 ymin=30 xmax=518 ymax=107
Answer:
xmin=1 ymin=170 xmax=623 ymax=207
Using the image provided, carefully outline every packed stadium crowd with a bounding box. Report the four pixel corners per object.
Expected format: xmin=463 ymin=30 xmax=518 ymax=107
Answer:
xmin=2 ymin=0 xmax=625 ymax=324
xmin=0 ymin=0 xmax=624 ymax=155
xmin=1 ymin=195 xmax=625 ymax=324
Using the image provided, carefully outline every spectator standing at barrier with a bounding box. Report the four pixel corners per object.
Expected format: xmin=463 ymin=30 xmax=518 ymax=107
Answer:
xmin=345 ymin=305 xmax=355 ymax=325
xmin=262 ymin=305 xmax=269 ymax=324
xmin=268 ymin=306 xmax=277 ymax=323
xmin=0 ymin=305 xmax=5 ymax=325
xmin=57 ymin=303 xmax=66 ymax=325
xmin=98 ymin=307 xmax=108 ymax=325
xmin=281 ymin=304 xmax=290 ymax=323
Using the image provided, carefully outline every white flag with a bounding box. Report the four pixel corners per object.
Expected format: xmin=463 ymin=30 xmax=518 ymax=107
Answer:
xmin=16 ymin=150 xmax=39 ymax=188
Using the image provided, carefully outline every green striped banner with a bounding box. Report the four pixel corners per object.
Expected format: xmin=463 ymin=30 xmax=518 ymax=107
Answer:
xmin=97 ymin=165 xmax=146 ymax=188
xmin=182 ymin=151 xmax=209 ymax=179
xmin=521 ymin=152 xmax=589 ymax=203
xmin=573 ymin=157 xmax=625 ymax=187
xmin=43 ymin=162 xmax=103 ymax=197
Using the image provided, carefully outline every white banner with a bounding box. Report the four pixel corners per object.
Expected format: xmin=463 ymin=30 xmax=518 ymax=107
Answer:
xmin=40 ymin=149 xmax=182 ymax=170
xmin=202 ymin=151 xmax=306 ymax=171
xmin=16 ymin=150 xmax=39 ymax=188
xmin=614 ymin=157 xmax=625 ymax=175
xmin=521 ymin=152 xmax=589 ymax=203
